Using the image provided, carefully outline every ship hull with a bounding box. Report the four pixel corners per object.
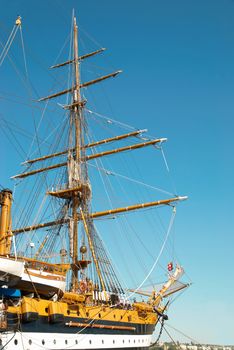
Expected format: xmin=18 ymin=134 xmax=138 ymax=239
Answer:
xmin=2 ymin=312 xmax=156 ymax=349
xmin=0 ymin=331 xmax=153 ymax=349
xmin=7 ymin=313 xmax=155 ymax=334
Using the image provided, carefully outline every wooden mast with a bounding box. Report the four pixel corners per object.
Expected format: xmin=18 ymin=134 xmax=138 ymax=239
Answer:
xmin=71 ymin=16 xmax=82 ymax=291
xmin=71 ymin=19 xmax=106 ymax=291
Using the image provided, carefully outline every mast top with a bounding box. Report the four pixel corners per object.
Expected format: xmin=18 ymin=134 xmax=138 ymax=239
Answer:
xmin=15 ymin=16 xmax=21 ymax=26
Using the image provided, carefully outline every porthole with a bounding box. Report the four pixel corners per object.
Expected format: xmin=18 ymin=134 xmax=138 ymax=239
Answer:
xmin=67 ymin=310 xmax=70 ymax=315
xmin=14 ymin=339 xmax=18 ymax=345
xmin=134 ymin=339 xmax=136 ymax=343
xmin=129 ymin=339 xmax=131 ymax=343
xmin=113 ymin=340 xmax=115 ymax=344
xmin=113 ymin=314 xmax=116 ymax=318
xmin=29 ymin=339 xmax=32 ymax=345
xmin=75 ymin=340 xmax=78 ymax=344
xmin=99 ymin=313 xmax=101 ymax=318
xmin=89 ymin=340 xmax=92 ymax=344
xmin=42 ymin=340 xmax=45 ymax=345
xmin=123 ymin=339 xmax=125 ymax=343
xmin=102 ymin=340 xmax=104 ymax=344
xmin=86 ymin=312 xmax=89 ymax=317
xmin=53 ymin=339 xmax=56 ymax=344
xmin=65 ymin=340 xmax=68 ymax=345
xmin=45 ymin=307 xmax=48 ymax=313
xmin=120 ymin=315 xmax=123 ymax=319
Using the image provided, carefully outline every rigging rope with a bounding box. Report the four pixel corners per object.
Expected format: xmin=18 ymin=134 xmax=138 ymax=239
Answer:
xmin=85 ymin=129 xmax=139 ymax=289
xmin=79 ymin=24 xmax=104 ymax=49
xmin=126 ymin=206 xmax=177 ymax=300
xmin=165 ymin=322 xmax=204 ymax=346
xmin=86 ymin=109 xmax=137 ymax=131
xmin=0 ymin=119 xmax=26 ymax=158
xmin=0 ymin=21 xmax=20 ymax=66
xmin=0 ymin=25 xmax=16 ymax=62
xmin=161 ymin=323 xmax=181 ymax=349
xmin=0 ymin=333 xmax=16 ymax=350
xmin=160 ymin=146 xmax=178 ymax=196
xmin=149 ymin=318 xmax=165 ymax=347
xmin=24 ymin=267 xmax=40 ymax=299
xmin=65 ymin=10 xmax=74 ymax=105
xmin=19 ymin=25 xmax=28 ymax=77
xmin=88 ymin=162 xmax=174 ymax=196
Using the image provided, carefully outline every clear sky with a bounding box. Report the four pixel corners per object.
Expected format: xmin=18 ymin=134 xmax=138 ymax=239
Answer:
xmin=0 ymin=0 xmax=234 ymax=346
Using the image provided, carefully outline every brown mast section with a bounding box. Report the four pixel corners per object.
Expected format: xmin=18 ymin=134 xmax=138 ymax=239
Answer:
xmin=21 ymin=130 xmax=148 ymax=166
xmin=0 ymin=189 xmax=13 ymax=255
xmin=12 ymin=196 xmax=187 ymax=235
xmin=37 ymin=71 xmax=121 ymax=102
xmin=12 ymin=138 xmax=166 ymax=180
xmin=50 ymin=48 xmax=106 ymax=69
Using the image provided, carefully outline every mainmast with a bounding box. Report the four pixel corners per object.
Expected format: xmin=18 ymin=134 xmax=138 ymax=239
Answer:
xmin=70 ymin=17 xmax=83 ymax=291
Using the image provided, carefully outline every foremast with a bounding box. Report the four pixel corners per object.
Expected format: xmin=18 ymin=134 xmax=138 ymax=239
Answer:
xmin=70 ymin=16 xmax=83 ymax=291
xmin=53 ymin=17 xmax=105 ymax=293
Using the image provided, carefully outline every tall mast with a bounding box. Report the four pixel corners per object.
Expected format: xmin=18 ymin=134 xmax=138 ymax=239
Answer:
xmin=71 ymin=16 xmax=82 ymax=291
xmin=28 ymin=14 xmax=123 ymax=293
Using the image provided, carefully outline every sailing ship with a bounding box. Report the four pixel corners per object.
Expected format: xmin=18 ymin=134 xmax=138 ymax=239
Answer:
xmin=0 ymin=14 xmax=188 ymax=350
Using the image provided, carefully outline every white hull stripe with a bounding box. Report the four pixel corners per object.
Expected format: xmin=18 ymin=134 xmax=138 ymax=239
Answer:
xmin=0 ymin=332 xmax=153 ymax=349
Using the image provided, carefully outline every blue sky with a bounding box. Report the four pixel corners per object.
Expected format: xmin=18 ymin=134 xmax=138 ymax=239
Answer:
xmin=0 ymin=0 xmax=234 ymax=346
